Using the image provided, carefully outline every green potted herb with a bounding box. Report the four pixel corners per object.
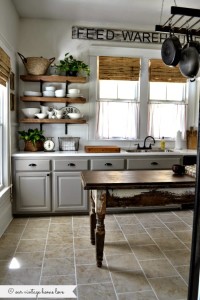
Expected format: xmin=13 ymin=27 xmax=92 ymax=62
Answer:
xmin=18 ymin=128 xmax=45 ymax=151
xmin=56 ymin=52 xmax=90 ymax=76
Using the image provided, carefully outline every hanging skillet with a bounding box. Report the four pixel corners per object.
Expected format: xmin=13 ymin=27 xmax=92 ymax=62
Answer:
xmin=161 ymin=32 xmax=182 ymax=67
xmin=179 ymin=32 xmax=200 ymax=79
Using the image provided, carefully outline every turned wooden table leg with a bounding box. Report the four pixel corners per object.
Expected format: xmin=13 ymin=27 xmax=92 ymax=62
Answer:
xmin=96 ymin=213 xmax=105 ymax=267
xmin=90 ymin=191 xmax=96 ymax=245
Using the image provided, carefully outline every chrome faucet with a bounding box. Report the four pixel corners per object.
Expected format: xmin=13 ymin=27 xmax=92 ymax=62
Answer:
xmin=136 ymin=136 xmax=155 ymax=150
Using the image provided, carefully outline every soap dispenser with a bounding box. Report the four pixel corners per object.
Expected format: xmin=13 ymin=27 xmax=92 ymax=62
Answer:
xmin=160 ymin=137 xmax=166 ymax=151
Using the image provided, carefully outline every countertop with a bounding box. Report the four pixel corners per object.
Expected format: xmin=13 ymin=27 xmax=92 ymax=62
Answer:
xmin=12 ymin=149 xmax=197 ymax=158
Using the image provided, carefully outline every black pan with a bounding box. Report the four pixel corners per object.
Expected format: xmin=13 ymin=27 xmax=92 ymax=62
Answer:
xmin=161 ymin=35 xmax=182 ymax=66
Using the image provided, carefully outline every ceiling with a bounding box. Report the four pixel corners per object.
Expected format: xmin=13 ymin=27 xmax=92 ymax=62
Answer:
xmin=11 ymin=0 xmax=200 ymax=31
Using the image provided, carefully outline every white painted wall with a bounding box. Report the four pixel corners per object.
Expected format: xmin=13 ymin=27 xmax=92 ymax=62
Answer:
xmin=0 ymin=0 xmax=19 ymax=235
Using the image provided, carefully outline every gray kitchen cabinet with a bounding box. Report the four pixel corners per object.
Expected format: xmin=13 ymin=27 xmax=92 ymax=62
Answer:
xmin=52 ymin=159 xmax=88 ymax=212
xmin=13 ymin=159 xmax=51 ymax=214
xmin=127 ymin=156 xmax=182 ymax=170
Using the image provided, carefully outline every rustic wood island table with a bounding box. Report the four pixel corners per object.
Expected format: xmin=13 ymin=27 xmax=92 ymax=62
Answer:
xmin=81 ymin=170 xmax=195 ymax=267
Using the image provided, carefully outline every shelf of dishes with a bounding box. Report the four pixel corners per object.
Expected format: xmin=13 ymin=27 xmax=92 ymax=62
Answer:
xmin=20 ymin=96 xmax=86 ymax=103
xmin=20 ymin=75 xmax=87 ymax=83
xmin=19 ymin=118 xmax=86 ymax=124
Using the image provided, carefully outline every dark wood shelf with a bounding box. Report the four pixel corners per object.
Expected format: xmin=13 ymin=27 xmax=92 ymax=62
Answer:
xmin=20 ymin=75 xmax=87 ymax=83
xmin=19 ymin=118 xmax=87 ymax=124
xmin=20 ymin=96 xmax=86 ymax=103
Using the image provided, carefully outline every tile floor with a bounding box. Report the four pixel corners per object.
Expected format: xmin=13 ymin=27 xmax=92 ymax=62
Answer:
xmin=0 ymin=209 xmax=193 ymax=300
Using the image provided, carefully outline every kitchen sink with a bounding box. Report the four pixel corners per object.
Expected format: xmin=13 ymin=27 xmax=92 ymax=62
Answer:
xmin=125 ymin=148 xmax=173 ymax=153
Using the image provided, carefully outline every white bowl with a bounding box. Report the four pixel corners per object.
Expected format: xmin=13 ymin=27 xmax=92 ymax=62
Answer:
xmin=45 ymin=86 xmax=56 ymax=91
xmin=55 ymin=89 xmax=65 ymax=97
xmin=35 ymin=113 xmax=47 ymax=119
xmin=21 ymin=108 xmax=40 ymax=118
xmin=24 ymin=91 xmax=42 ymax=97
xmin=67 ymin=113 xmax=82 ymax=119
xmin=43 ymin=91 xmax=55 ymax=97
xmin=68 ymin=89 xmax=80 ymax=94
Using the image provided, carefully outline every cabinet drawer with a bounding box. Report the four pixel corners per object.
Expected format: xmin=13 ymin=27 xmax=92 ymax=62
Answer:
xmin=91 ymin=159 xmax=125 ymax=170
xmin=15 ymin=159 xmax=50 ymax=171
xmin=53 ymin=159 xmax=88 ymax=171
xmin=127 ymin=157 xmax=181 ymax=170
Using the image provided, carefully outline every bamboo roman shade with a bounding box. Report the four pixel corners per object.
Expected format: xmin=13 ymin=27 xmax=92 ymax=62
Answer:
xmin=149 ymin=59 xmax=186 ymax=83
xmin=0 ymin=47 xmax=11 ymax=86
xmin=99 ymin=56 xmax=140 ymax=81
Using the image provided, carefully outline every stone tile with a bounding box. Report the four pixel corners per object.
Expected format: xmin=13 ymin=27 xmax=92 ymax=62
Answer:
xmin=104 ymin=241 xmax=132 ymax=256
xmin=0 ymin=260 xmax=10 ymax=277
xmin=120 ymin=224 xmax=146 ymax=235
xmin=51 ymin=216 xmax=72 ymax=224
xmin=10 ymin=218 xmax=29 ymax=225
xmin=42 ymin=257 xmax=75 ymax=276
xmin=47 ymin=232 xmax=73 ymax=244
xmin=175 ymin=265 xmax=190 ymax=283
xmin=0 ymin=246 xmax=16 ymax=259
xmin=131 ymin=244 xmax=165 ymax=260
xmin=164 ymin=221 xmax=191 ymax=232
xmin=146 ymin=227 xmax=175 ymax=239
xmin=2 ymin=268 xmax=41 ymax=284
xmin=16 ymin=238 xmax=46 ymax=252
xmin=104 ymin=222 xmax=120 ymax=231
xmin=106 ymin=254 xmax=141 ymax=271
xmin=78 ymin=282 xmax=117 ymax=300
xmin=0 ymin=233 xmax=21 ymax=246
xmin=73 ymin=226 xmax=90 ymax=238
xmin=126 ymin=233 xmax=155 ymax=247
xmin=164 ymin=249 xmax=191 ymax=266
xmin=45 ymin=243 xmax=74 ymax=259
xmin=155 ymin=212 xmax=180 ymax=222
xmin=174 ymin=230 xmax=192 ymax=243
xmin=153 ymin=237 xmax=187 ymax=251
xmin=111 ymin=270 xmax=151 ymax=293
xmin=174 ymin=210 xmax=193 ymax=217
xmin=21 ymin=227 xmax=48 ymax=239
xmin=105 ymin=231 xmax=126 ymax=242
xmin=115 ymin=215 xmax=139 ymax=225
xmin=73 ymin=216 xmax=90 ymax=227
xmin=75 ymin=249 xmax=96 ymax=265
xmin=12 ymin=252 xmax=44 ymax=268
xmin=74 ymin=237 xmax=93 ymax=250
xmin=48 ymin=223 xmax=72 ymax=234
xmin=137 ymin=218 xmax=165 ymax=228
xmin=140 ymin=258 xmax=178 ymax=278
xmin=118 ymin=290 xmax=158 ymax=300
xmin=76 ymin=264 xmax=111 ymax=284
xmin=26 ymin=219 xmax=50 ymax=228
xmin=40 ymin=274 xmax=76 ymax=285
xmin=181 ymin=217 xmax=193 ymax=226
xmin=4 ymin=224 xmax=25 ymax=235
xmin=149 ymin=276 xmax=188 ymax=300
xmin=135 ymin=213 xmax=157 ymax=220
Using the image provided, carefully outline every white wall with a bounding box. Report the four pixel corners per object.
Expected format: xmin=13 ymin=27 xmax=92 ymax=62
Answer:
xmin=0 ymin=0 xmax=19 ymax=235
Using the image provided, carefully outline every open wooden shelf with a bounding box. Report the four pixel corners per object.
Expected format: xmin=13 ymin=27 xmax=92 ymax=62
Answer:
xmin=20 ymin=96 xmax=86 ymax=103
xmin=19 ymin=118 xmax=87 ymax=124
xmin=20 ymin=75 xmax=87 ymax=83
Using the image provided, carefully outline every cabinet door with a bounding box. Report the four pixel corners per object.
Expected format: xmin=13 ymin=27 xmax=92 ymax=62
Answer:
xmin=53 ymin=172 xmax=88 ymax=212
xmin=14 ymin=172 xmax=51 ymax=213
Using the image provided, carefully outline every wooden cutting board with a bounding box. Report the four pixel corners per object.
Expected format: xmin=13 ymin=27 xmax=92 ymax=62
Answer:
xmin=84 ymin=145 xmax=121 ymax=153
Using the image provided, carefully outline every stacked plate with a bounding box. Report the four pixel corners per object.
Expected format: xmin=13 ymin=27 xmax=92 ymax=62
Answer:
xmin=24 ymin=91 xmax=42 ymax=96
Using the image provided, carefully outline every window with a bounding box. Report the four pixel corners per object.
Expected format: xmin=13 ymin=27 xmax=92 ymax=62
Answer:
xmin=148 ymin=59 xmax=187 ymax=139
xmin=96 ymin=56 xmax=140 ymax=139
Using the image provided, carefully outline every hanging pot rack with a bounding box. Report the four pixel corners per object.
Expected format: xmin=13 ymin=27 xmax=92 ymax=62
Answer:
xmin=155 ymin=6 xmax=200 ymax=37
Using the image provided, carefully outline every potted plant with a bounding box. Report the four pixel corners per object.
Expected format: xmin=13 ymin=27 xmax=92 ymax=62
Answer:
xmin=56 ymin=52 xmax=90 ymax=76
xmin=18 ymin=128 xmax=45 ymax=151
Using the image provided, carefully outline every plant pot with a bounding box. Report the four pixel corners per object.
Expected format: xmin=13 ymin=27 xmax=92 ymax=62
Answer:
xmin=24 ymin=140 xmax=44 ymax=151
xmin=66 ymin=70 xmax=78 ymax=76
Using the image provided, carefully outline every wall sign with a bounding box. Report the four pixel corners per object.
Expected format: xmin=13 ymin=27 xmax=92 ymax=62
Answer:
xmin=72 ymin=26 xmax=200 ymax=44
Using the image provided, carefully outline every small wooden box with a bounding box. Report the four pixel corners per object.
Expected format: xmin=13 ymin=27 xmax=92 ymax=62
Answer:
xmin=186 ymin=128 xmax=197 ymax=150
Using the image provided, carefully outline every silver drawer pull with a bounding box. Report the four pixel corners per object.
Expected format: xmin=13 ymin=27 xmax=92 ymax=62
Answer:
xmin=151 ymin=162 xmax=158 ymax=165
xmin=68 ymin=163 xmax=76 ymax=167
xmin=29 ymin=163 xmax=37 ymax=167
xmin=105 ymin=163 xmax=112 ymax=166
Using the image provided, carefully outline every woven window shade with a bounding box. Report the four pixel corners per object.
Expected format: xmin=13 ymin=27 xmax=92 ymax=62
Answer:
xmin=99 ymin=56 xmax=140 ymax=81
xmin=0 ymin=47 xmax=11 ymax=86
xmin=149 ymin=59 xmax=186 ymax=83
